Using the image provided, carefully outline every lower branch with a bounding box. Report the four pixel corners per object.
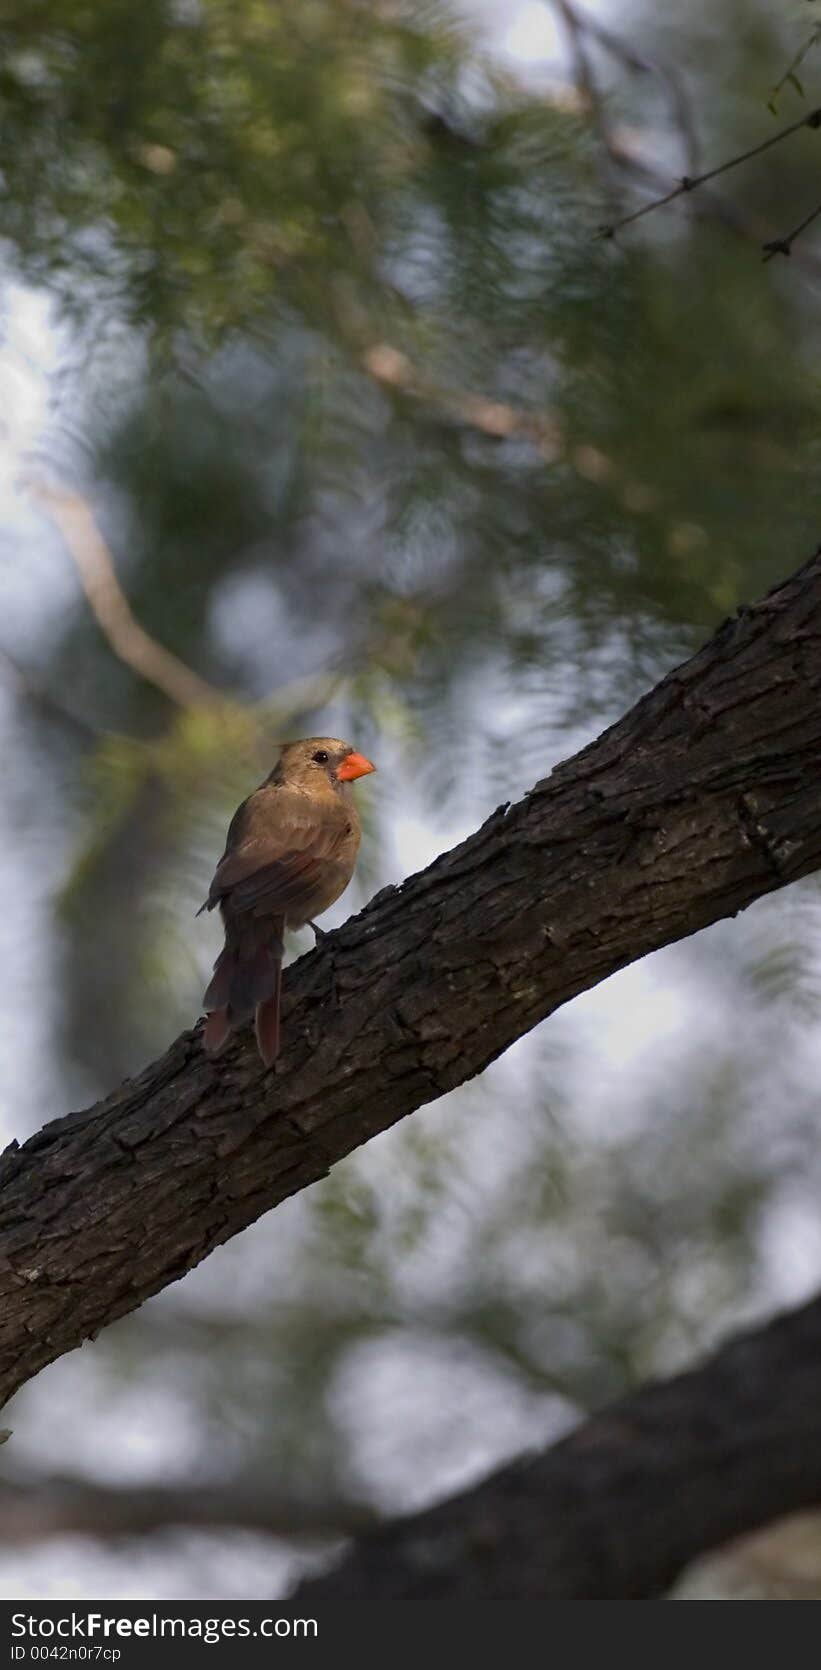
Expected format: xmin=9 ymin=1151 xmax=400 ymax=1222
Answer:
xmin=0 ymin=1469 xmax=376 ymax=1545
xmin=293 ymin=1289 xmax=821 ymax=1599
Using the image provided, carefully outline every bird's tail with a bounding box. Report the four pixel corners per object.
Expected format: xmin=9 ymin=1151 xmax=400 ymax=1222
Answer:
xmin=254 ymin=961 xmax=282 ymax=1069
xmin=202 ymin=916 xmax=285 ymax=1066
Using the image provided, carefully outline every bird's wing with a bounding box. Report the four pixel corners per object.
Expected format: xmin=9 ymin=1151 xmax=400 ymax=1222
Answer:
xmin=203 ymin=784 xmax=348 ymax=920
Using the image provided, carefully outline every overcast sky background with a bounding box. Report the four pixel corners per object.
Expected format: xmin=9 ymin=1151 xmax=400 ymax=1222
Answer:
xmin=3 ymin=0 xmax=820 ymax=1600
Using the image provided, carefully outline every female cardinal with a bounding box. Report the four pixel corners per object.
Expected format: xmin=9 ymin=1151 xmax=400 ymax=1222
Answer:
xmin=199 ymin=737 xmax=375 ymax=1066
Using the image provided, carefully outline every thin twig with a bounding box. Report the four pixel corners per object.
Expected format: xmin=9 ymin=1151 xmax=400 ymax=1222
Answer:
xmin=608 ymin=140 xmax=821 ymax=276
xmin=598 ymin=105 xmax=821 ymax=239
xmin=0 ymin=1468 xmax=379 ymax=1544
xmin=28 ymin=479 xmax=224 ymax=711
xmin=25 ymin=477 xmax=349 ymax=740
xmin=556 ymin=0 xmax=701 ymax=176
xmin=554 ymin=0 xmax=619 ymax=211
xmin=769 ymin=26 xmax=821 ymax=113
xmin=360 ymin=342 xmax=562 ymax=458
xmin=591 ymin=23 xmax=700 ymax=176
xmin=763 ymin=199 xmax=821 ymax=261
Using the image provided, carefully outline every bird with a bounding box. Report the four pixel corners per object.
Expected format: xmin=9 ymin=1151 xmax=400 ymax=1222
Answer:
xmin=199 ymin=737 xmax=375 ymax=1067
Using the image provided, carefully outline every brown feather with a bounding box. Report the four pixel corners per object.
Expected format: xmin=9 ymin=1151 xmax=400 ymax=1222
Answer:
xmin=254 ymin=968 xmax=282 ymax=1066
xmin=203 ymin=1006 xmax=231 ymax=1057
xmin=199 ymin=737 xmax=371 ymax=1067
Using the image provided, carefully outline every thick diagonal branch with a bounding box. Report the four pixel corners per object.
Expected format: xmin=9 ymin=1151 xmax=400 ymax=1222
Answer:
xmin=2 ymin=550 xmax=821 ymax=1411
xmin=292 ymin=1289 xmax=821 ymax=1598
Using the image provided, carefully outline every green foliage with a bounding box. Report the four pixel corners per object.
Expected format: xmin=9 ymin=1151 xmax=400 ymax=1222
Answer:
xmin=0 ymin=0 xmax=466 ymax=340
xmin=5 ymin=0 xmax=821 ymax=1580
xmin=768 ymin=9 xmax=821 ymax=112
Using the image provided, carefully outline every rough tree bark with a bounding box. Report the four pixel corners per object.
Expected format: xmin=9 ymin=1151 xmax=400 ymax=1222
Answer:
xmin=292 ymin=1290 xmax=821 ymax=1599
xmin=2 ymin=548 xmax=821 ymax=1416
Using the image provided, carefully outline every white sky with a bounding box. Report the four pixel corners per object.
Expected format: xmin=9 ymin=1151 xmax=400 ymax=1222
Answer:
xmin=0 ymin=0 xmax=818 ymax=1605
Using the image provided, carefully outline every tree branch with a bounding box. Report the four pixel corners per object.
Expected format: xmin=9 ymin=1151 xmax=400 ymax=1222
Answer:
xmin=763 ymin=199 xmax=821 ymax=262
xmin=291 ymin=1287 xmax=821 ymax=1599
xmin=3 ymin=548 xmax=821 ymax=1412
xmin=566 ymin=0 xmax=701 ymax=177
xmin=0 ymin=1468 xmax=378 ymax=1545
xmin=598 ymin=105 xmax=821 ymax=239
xmin=26 ymin=474 xmax=348 ymax=730
xmin=29 ymin=479 xmax=224 ymax=712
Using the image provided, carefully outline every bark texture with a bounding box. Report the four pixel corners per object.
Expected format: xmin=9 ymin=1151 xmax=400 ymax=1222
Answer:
xmin=2 ymin=550 xmax=821 ymax=1411
xmin=293 ymin=1291 xmax=821 ymax=1599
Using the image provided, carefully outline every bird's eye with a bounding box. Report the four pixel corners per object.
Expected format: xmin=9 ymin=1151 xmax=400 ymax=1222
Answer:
xmin=312 ymin=750 xmax=329 ymax=765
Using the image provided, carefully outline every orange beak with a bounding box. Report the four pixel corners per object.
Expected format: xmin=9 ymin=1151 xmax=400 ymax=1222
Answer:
xmin=336 ymin=750 xmax=376 ymax=782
